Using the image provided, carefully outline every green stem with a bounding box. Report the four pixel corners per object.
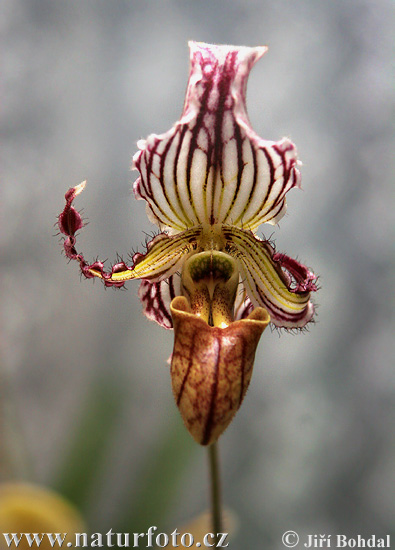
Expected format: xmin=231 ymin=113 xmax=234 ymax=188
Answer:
xmin=208 ymin=442 xmax=223 ymax=543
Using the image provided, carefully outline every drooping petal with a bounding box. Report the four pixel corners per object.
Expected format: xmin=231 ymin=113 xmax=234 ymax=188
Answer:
xmin=85 ymin=228 xmax=201 ymax=286
xmin=223 ymin=226 xmax=317 ymax=328
xmin=107 ymin=229 xmax=201 ymax=283
xmin=138 ymin=274 xmax=181 ymax=329
xmin=133 ymin=41 xmax=300 ymax=234
xmin=170 ymin=296 xmax=270 ymax=445
xmin=58 ymin=183 xmax=201 ymax=287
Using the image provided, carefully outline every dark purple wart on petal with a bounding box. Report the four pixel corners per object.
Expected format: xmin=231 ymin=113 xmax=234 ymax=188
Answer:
xmin=63 ymin=236 xmax=80 ymax=261
xmin=111 ymin=261 xmax=130 ymax=274
xmin=107 ymin=261 xmax=131 ymax=288
xmin=58 ymin=185 xmax=85 ymax=237
xmin=58 ymin=182 xmax=128 ymax=288
xmin=273 ymin=253 xmax=317 ymax=293
xmin=58 ymin=206 xmax=83 ymax=237
xmin=80 ymin=260 xmax=106 ymax=280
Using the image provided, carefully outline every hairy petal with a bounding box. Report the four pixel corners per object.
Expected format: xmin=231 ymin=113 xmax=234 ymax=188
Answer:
xmin=58 ymin=183 xmax=89 ymax=271
xmin=57 ymin=182 xmax=200 ymax=287
xmin=133 ymin=41 xmax=300 ymax=233
xmin=108 ymin=228 xmax=201 ymax=283
xmin=57 ymin=182 xmax=125 ymax=287
xmin=84 ymin=229 xmax=201 ymax=286
xmin=223 ymin=226 xmax=317 ymax=328
xmin=58 ymin=181 xmax=86 ymax=238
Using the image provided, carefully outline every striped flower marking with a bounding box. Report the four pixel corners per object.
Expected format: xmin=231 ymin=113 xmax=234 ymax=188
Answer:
xmin=58 ymin=42 xmax=318 ymax=444
xmin=134 ymin=42 xmax=301 ymax=234
xmin=58 ymin=42 xmax=315 ymax=328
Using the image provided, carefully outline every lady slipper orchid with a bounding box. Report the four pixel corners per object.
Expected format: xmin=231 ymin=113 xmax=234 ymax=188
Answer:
xmin=58 ymin=41 xmax=317 ymax=445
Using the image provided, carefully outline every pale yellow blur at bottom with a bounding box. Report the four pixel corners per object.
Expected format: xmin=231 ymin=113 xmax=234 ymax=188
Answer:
xmin=0 ymin=482 xmax=85 ymax=550
xmin=159 ymin=509 xmax=238 ymax=549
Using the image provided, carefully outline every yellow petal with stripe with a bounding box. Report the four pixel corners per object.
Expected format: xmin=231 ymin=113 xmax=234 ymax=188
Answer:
xmin=223 ymin=226 xmax=316 ymax=328
xmin=88 ymin=228 xmax=202 ymax=284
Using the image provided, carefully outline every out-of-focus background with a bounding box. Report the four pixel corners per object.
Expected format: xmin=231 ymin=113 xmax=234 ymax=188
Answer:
xmin=2 ymin=1 xmax=394 ymax=548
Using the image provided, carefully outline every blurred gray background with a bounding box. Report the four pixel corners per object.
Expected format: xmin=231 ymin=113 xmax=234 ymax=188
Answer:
xmin=2 ymin=1 xmax=394 ymax=548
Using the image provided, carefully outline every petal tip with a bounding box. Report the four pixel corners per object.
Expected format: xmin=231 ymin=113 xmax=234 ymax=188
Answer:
xmin=74 ymin=180 xmax=87 ymax=195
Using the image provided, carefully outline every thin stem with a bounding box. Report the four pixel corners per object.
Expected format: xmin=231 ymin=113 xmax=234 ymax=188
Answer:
xmin=208 ymin=442 xmax=223 ymax=543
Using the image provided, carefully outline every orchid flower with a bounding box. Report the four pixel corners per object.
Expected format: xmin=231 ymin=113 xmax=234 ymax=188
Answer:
xmin=58 ymin=42 xmax=317 ymax=445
